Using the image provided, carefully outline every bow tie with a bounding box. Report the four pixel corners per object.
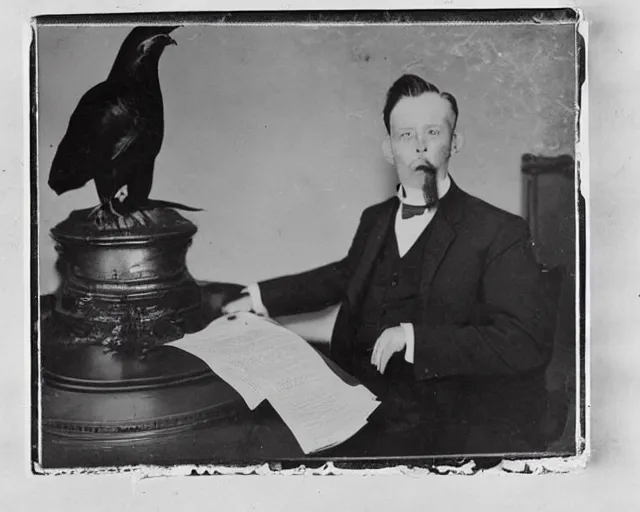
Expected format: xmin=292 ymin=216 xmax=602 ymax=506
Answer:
xmin=401 ymin=203 xmax=428 ymax=219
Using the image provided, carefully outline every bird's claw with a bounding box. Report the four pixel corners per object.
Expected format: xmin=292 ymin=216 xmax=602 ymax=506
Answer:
xmin=88 ymin=201 xmax=156 ymax=230
xmin=88 ymin=203 xmax=104 ymax=220
xmin=108 ymin=200 xmax=126 ymax=220
xmin=114 ymin=210 xmax=147 ymax=230
xmin=88 ymin=204 xmax=110 ymax=227
xmin=130 ymin=210 xmax=151 ymax=226
xmin=88 ymin=201 xmax=126 ymax=229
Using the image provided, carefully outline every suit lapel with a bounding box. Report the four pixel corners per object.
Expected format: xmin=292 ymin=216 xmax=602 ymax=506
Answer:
xmin=345 ymin=176 xmax=465 ymax=309
xmin=418 ymin=210 xmax=455 ymax=303
xmin=346 ymin=200 xmax=397 ymax=308
xmin=418 ymin=177 xmax=464 ymax=304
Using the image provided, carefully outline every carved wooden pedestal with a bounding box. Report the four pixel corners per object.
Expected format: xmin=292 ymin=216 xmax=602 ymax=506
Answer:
xmin=40 ymin=208 xmax=246 ymax=445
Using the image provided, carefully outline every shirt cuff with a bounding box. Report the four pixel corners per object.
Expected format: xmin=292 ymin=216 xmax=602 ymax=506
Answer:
xmin=401 ymin=323 xmax=415 ymax=364
xmin=246 ymin=283 xmax=270 ymax=317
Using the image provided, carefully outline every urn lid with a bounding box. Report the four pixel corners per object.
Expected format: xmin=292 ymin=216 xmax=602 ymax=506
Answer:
xmin=51 ymin=207 xmax=198 ymax=245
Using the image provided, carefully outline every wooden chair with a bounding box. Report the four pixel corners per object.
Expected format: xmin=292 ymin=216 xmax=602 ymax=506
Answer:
xmin=522 ymin=153 xmax=577 ymax=451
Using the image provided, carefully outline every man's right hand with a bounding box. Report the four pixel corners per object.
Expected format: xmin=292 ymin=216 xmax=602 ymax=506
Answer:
xmin=221 ymin=293 xmax=255 ymax=315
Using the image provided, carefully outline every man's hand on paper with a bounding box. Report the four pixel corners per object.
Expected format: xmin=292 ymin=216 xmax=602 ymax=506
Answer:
xmin=371 ymin=326 xmax=407 ymax=374
xmin=221 ymin=289 xmax=255 ymax=315
xmin=171 ymin=309 xmax=379 ymax=454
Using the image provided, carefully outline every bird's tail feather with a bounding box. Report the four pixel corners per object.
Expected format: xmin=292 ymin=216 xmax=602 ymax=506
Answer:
xmin=48 ymin=164 xmax=93 ymax=195
xmin=142 ymin=199 xmax=203 ymax=212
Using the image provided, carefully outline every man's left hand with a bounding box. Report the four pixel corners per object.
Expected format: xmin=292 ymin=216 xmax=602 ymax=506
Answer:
xmin=371 ymin=326 xmax=407 ymax=374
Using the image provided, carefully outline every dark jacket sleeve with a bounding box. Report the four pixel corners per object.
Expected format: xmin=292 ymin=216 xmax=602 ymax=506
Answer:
xmin=412 ymin=218 xmax=551 ymax=381
xmin=258 ymin=209 xmax=372 ymax=317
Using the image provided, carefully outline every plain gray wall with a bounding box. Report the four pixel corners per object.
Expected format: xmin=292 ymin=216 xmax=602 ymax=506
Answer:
xmin=36 ymin=23 xmax=576 ymax=338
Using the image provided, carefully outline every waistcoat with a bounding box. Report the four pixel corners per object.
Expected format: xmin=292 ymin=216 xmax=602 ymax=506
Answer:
xmin=351 ymin=215 xmax=435 ymax=385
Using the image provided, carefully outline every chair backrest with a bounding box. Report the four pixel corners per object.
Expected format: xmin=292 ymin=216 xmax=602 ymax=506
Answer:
xmin=539 ymin=265 xmax=566 ymax=365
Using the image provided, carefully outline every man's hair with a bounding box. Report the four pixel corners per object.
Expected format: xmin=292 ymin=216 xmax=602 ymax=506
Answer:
xmin=382 ymin=74 xmax=459 ymax=134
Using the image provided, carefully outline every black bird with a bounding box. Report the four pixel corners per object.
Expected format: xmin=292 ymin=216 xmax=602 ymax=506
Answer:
xmin=48 ymin=26 xmax=201 ymax=226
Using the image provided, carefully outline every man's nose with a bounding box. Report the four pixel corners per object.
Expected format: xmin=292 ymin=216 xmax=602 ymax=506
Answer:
xmin=415 ymin=136 xmax=427 ymax=153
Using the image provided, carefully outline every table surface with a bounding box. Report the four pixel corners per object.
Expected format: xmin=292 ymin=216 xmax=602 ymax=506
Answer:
xmin=38 ymin=282 xmax=374 ymax=469
xmin=37 ymin=282 xmax=575 ymax=469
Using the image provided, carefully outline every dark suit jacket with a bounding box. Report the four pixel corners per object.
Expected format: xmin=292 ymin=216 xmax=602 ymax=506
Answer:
xmin=259 ymin=179 xmax=553 ymax=455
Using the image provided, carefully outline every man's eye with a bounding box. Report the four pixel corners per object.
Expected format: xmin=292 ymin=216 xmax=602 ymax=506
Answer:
xmin=400 ymin=132 xmax=412 ymax=140
xmin=428 ymin=129 xmax=439 ymax=136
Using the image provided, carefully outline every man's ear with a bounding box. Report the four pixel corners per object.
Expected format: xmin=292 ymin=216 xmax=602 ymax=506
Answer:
xmin=451 ymin=131 xmax=465 ymax=154
xmin=382 ymin=137 xmax=395 ymax=165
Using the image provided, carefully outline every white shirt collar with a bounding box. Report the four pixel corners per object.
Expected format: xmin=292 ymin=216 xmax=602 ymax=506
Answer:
xmin=396 ymin=174 xmax=452 ymax=206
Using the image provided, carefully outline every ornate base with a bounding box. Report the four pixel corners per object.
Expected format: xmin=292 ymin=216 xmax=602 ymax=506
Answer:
xmin=41 ymin=206 xmax=250 ymax=442
xmin=42 ymin=346 xmax=243 ymax=441
xmin=40 ymin=282 xmax=247 ymax=442
xmin=49 ymin=207 xmax=205 ymax=352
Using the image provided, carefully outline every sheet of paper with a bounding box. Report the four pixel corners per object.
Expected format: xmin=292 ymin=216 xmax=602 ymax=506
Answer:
xmin=171 ymin=312 xmax=380 ymax=454
xmin=172 ymin=318 xmax=267 ymax=410
xmin=268 ymin=380 xmax=380 ymax=454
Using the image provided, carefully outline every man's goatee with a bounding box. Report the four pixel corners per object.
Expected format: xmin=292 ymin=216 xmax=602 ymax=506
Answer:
xmin=417 ymin=164 xmax=439 ymax=209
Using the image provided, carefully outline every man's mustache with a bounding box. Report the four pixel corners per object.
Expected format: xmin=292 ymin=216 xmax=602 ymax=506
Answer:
xmin=414 ymin=161 xmax=437 ymax=174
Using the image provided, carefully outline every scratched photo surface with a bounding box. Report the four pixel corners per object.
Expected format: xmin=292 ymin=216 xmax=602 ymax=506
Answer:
xmin=34 ymin=18 xmax=581 ymax=470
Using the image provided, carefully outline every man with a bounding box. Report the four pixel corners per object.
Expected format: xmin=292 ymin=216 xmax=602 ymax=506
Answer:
xmin=223 ymin=74 xmax=552 ymax=456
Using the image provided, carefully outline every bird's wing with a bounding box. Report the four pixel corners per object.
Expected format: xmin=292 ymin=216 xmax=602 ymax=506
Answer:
xmin=48 ymin=81 xmax=144 ymax=195
xmin=103 ymin=94 xmax=142 ymax=162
